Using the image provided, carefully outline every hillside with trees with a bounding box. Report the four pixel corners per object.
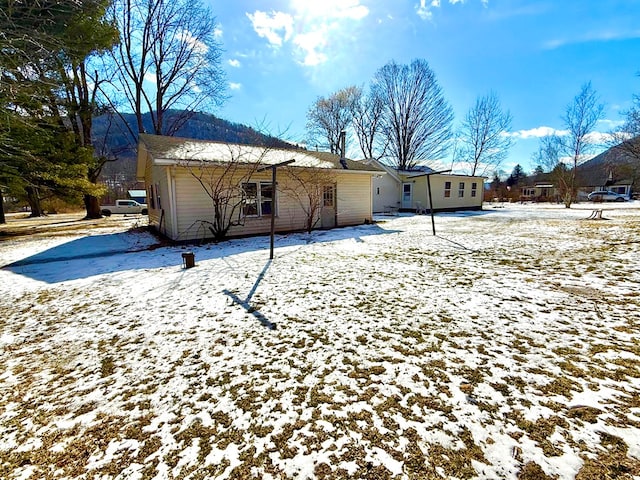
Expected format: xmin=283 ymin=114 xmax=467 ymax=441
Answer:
xmin=94 ymin=110 xmax=296 ymax=201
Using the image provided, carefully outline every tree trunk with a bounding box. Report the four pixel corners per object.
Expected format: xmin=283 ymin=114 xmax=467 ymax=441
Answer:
xmin=84 ymin=194 xmax=103 ymax=219
xmin=25 ymin=186 xmax=44 ymax=217
xmin=0 ymin=189 xmax=5 ymax=224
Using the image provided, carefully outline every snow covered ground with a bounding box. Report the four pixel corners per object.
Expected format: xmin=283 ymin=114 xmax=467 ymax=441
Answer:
xmin=1 ymin=202 xmax=639 ymax=479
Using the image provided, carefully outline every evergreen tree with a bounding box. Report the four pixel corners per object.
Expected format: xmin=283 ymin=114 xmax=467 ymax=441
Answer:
xmin=0 ymin=0 xmax=118 ymax=217
xmin=506 ymin=164 xmax=525 ymax=187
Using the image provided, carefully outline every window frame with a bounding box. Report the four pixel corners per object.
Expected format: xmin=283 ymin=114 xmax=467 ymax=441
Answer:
xmin=471 ymin=182 xmax=478 ymax=198
xmin=323 ymin=185 xmax=335 ymax=207
xmin=458 ymin=182 xmax=465 ymax=198
xmin=444 ymin=181 xmax=451 ymax=198
xmin=242 ymin=181 xmax=275 ymax=218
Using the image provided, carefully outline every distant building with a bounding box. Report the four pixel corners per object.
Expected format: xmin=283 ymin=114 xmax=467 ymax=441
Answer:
xmin=360 ymin=159 xmax=485 ymax=213
xmin=127 ymin=190 xmax=147 ymax=204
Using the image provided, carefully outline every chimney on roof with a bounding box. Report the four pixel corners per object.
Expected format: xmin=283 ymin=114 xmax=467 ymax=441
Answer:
xmin=339 ymin=130 xmax=348 ymax=169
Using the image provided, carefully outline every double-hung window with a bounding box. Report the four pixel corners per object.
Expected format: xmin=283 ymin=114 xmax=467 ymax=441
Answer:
xmin=242 ymin=182 xmax=273 ymax=217
xmin=458 ymin=182 xmax=465 ymax=198
xmin=444 ymin=181 xmax=451 ymax=198
xmin=471 ymin=182 xmax=477 ymax=198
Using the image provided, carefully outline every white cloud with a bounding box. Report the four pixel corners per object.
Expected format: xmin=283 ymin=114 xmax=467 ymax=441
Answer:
xmin=505 ymin=126 xmax=568 ymax=139
xmin=597 ymin=118 xmax=624 ymax=129
xmin=228 ymin=59 xmax=241 ymax=68
xmin=505 ymin=126 xmax=613 ymax=148
xmin=585 ymin=131 xmax=614 ymax=144
xmin=291 ymin=0 xmax=369 ymax=20
xmin=229 ymin=82 xmax=242 ymax=90
xmin=293 ymin=29 xmax=329 ymax=66
xmin=214 ymin=27 xmax=223 ymax=39
xmin=416 ymin=0 xmax=488 ymax=21
xmin=247 ymin=1 xmax=369 ymax=67
xmin=178 ymin=31 xmax=209 ymax=54
xmin=246 ymin=10 xmax=294 ymax=47
xmin=544 ymin=29 xmax=640 ymax=50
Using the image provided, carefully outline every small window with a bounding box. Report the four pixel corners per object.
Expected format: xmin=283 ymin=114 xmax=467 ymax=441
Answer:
xmin=260 ymin=182 xmax=273 ymax=215
xmin=242 ymin=182 xmax=274 ymax=217
xmin=458 ymin=182 xmax=465 ymax=198
xmin=155 ymin=184 xmax=161 ymax=209
xmin=323 ymin=185 xmax=335 ymax=207
xmin=444 ymin=181 xmax=451 ymax=198
xmin=471 ymin=182 xmax=477 ymax=198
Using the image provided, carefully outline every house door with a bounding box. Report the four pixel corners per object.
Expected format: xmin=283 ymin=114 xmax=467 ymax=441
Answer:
xmin=321 ymin=184 xmax=336 ymax=228
xmin=402 ymin=183 xmax=413 ymax=209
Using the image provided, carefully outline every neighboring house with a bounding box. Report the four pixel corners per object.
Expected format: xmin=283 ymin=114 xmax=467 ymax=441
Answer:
xmin=520 ymin=144 xmax=638 ymax=201
xmin=136 ymin=134 xmax=384 ymax=242
xmin=520 ymin=176 xmax=558 ymax=202
xmin=576 ymin=147 xmax=636 ymax=199
xmin=361 ymin=159 xmax=485 ymax=212
xmin=127 ymin=189 xmax=147 ymax=204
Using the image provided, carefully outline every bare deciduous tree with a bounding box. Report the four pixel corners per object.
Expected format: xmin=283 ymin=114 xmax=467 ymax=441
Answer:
xmin=281 ymin=167 xmax=337 ymax=233
xmin=457 ymin=91 xmax=513 ymax=177
xmin=352 ymin=86 xmax=387 ymax=160
xmin=179 ymin=145 xmax=265 ymax=241
xmin=306 ymin=86 xmax=359 ymax=154
xmin=532 ymin=134 xmax=572 ymax=205
xmin=108 ymin=0 xmax=226 ymax=140
xmin=372 ymin=59 xmax=453 ymax=170
xmin=561 ymin=82 xmax=604 ymax=207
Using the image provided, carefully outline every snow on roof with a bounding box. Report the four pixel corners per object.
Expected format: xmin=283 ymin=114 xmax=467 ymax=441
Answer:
xmin=139 ymin=134 xmax=381 ymax=172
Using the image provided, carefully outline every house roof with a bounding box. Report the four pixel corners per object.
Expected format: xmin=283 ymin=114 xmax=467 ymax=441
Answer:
xmin=138 ymin=134 xmax=383 ymax=173
xmin=357 ymin=158 xmax=485 ymax=181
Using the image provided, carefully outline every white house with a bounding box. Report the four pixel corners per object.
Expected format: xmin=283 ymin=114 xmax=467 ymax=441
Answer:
xmin=137 ymin=134 xmax=384 ymax=242
xmin=361 ymin=159 xmax=485 ymax=213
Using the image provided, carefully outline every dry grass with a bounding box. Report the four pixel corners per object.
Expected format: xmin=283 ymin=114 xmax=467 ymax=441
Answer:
xmin=1 ymin=206 xmax=639 ymax=479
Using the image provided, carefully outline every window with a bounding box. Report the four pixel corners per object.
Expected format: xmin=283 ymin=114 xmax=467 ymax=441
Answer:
xmin=458 ymin=182 xmax=465 ymax=198
xmin=155 ymin=184 xmax=161 ymax=209
xmin=471 ymin=182 xmax=477 ymax=198
xmin=260 ymin=182 xmax=273 ymax=215
xmin=148 ymin=186 xmax=155 ymax=209
xmin=323 ymin=185 xmax=335 ymax=207
xmin=242 ymin=182 xmax=273 ymax=217
xmin=444 ymin=181 xmax=451 ymax=198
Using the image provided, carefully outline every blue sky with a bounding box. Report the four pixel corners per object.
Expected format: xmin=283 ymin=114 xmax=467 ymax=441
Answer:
xmin=210 ymin=0 xmax=640 ymax=176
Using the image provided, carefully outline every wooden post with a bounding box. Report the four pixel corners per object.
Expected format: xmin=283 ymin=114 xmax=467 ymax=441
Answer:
xmin=426 ymin=173 xmax=436 ymax=235
xmin=258 ymin=159 xmax=295 ymax=259
xmin=411 ymin=169 xmax=451 ymax=236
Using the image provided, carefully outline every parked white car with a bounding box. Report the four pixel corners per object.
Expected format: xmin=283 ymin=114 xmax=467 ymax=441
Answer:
xmin=100 ymin=199 xmax=148 ymax=216
xmin=587 ymin=190 xmax=627 ymax=202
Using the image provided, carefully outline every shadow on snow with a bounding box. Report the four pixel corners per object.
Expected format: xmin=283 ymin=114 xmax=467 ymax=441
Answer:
xmin=2 ymin=223 xmax=402 ymax=284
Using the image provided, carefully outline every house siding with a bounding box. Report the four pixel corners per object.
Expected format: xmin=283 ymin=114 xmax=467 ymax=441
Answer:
xmin=336 ymin=173 xmax=373 ymax=226
xmin=158 ymin=167 xmax=373 ymax=241
xmin=396 ymin=174 xmax=484 ymax=211
xmin=372 ymin=174 xmax=401 ymax=213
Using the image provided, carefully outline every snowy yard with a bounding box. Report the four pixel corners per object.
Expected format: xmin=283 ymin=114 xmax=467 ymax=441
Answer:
xmin=1 ymin=203 xmax=639 ymax=480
